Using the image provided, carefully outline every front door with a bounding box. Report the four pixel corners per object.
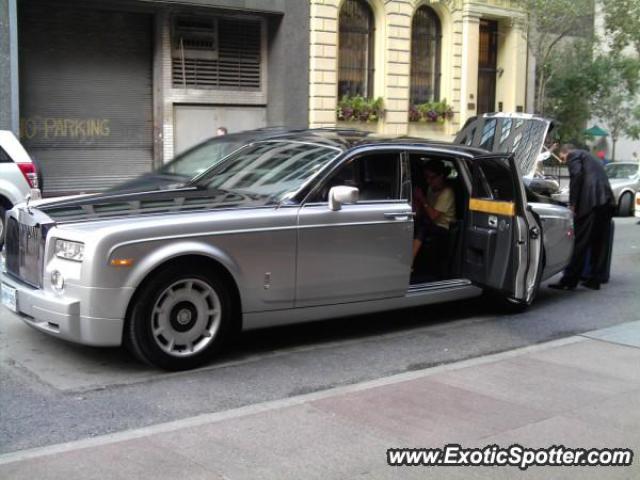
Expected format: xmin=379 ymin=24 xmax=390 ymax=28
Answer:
xmin=477 ymin=20 xmax=498 ymax=114
xmin=295 ymin=152 xmax=413 ymax=307
xmin=463 ymin=154 xmax=542 ymax=302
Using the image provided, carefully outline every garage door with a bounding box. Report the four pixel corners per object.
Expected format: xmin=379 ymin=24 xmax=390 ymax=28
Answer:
xmin=173 ymin=105 xmax=267 ymax=155
xmin=19 ymin=1 xmax=153 ymax=195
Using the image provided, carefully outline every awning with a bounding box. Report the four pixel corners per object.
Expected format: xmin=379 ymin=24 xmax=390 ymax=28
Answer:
xmin=585 ymin=125 xmax=609 ymax=137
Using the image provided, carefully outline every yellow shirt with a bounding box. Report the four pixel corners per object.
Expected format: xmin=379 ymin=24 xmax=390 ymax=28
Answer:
xmin=427 ymin=186 xmax=456 ymax=230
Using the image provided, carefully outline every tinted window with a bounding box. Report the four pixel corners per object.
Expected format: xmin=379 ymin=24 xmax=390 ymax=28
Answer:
xmin=315 ymin=153 xmax=401 ymax=202
xmin=159 ymin=139 xmax=244 ymax=177
xmin=0 ymin=147 xmax=12 ymax=163
xmin=472 ymin=157 xmax=515 ymax=201
xmin=199 ymin=141 xmax=339 ymax=202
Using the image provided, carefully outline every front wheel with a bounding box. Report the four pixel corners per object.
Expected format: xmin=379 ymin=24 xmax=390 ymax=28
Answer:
xmin=0 ymin=205 xmax=6 ymax=249
xmin=125 ymin=265 xmax=233 ymax=370
xmin=617 ymin=192 xmax=633 ymax=217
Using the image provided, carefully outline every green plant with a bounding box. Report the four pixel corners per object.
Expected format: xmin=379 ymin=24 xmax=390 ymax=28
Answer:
xmin=336 ymin=95 xmax=384 ymax=122
xmin=408 ymin=100 xmax=454 ymax=123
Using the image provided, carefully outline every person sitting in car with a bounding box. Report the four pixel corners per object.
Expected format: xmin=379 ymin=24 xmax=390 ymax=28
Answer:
xmin=412 ymin=160 xmax=456 ymax=269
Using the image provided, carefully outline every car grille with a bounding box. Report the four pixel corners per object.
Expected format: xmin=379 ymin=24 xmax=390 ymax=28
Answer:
xmin=5 ymin=216 xmax=46 ymax=288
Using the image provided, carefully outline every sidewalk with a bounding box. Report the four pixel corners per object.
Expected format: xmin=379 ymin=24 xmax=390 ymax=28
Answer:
xmin=2 ymin=322 xmax=640 ymax=480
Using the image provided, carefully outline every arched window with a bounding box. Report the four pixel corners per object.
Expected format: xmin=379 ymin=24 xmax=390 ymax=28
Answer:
xmin=338 ymin=0 xmax=375 ymax=98
xmin=410 ymin=6 xmax=441 ymax=105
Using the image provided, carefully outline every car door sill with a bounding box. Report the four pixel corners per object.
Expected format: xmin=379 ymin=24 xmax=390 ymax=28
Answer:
xmin=408 ymin=279 xmax=472 ymax=294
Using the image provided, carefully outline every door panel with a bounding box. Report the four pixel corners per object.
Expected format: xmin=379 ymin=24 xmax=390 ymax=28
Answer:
xmin=464 ymin=154 xmax=542 ymax=300
xmin=296 ymin=202 xmax=413 ymax=307
xmin=295 ymin=151 xmax=413 ymax=307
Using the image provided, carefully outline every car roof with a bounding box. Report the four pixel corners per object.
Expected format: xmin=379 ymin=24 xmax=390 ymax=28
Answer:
xmin=252 ymin=128 xmax=490 ymax=158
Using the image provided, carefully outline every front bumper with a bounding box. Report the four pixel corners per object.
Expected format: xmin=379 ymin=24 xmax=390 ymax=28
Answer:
xmin=1 ymin=272 xmax=125 ymax=346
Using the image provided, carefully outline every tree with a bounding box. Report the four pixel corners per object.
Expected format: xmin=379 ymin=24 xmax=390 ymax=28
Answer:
xmin=545 ymin=40 xmax=600 ymax=143
xmin=518 ymin=0 xmax=595 ymax=114
xmin=601 ymin=0 xmax=640 ymax=55
xmin=590 ymin=54 xmax=640 ymax=159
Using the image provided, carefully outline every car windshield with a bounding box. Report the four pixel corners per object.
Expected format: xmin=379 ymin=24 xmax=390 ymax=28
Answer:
xmin=158 ymin=138 xmax=245 ymax=177
xmin=605 ymin=163 xmax=639 ymax=179
xmin=195 ymin=140 xmax=340 ymax=202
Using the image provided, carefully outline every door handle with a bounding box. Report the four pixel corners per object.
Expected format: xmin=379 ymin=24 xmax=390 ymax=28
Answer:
xmin=384 ymin=212 xmax=415 ymax=221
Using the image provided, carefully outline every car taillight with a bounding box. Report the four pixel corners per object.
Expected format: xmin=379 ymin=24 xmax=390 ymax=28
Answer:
xmin=17 ymin=163 xmax=38 ymax=189
xmin=636 ymin=196 xmax=640 ymax=206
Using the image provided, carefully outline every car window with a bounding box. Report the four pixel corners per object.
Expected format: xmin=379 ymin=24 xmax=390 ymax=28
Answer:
xmin=159 ymin=139 xmax=244 ymax=177
xmin=0 ymin=147 xmax=12 ymax=163
xmin=605 ymin=164 xmax=639 ymax=179
xmin=198 ymin=141 xmax=340 ymax=202
xmin=471 ymin=157 xmax=515 ymax=201
xmin=313 ymin=153 xmax=402 ymax=202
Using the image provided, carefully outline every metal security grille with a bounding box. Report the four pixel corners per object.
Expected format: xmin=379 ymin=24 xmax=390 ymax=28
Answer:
xmin=338 ymin=0 xmax=375 ymax=98
xmin=18 ymin=1 xmax=153 ymax=195
xmin=410 ymin=6 xmax=441 ymax=105
xmin=172 ymin=17 xmax=262 ymax=90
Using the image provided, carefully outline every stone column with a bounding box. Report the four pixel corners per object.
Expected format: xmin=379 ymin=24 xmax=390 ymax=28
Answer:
xmin=309 ymin=0 xmax=339 ymax=128
xmin=496 ymin=17 xmax=528 ymax=113
xmin=458 ymin=11 xmax=480 ymax=126
xmin=381 ymin=1 xmax=411 ymax=136
xmin=0 ymin=0 xmax=19 ymax=133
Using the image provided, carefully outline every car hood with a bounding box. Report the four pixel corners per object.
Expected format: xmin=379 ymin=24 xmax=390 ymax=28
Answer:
xmin=454 ymin=113 xmax=553 ymax=177
xmin=108 ymin=173 xmax=190 ymax=193
xmin=35 ymin=186 xmax=274 ymax=224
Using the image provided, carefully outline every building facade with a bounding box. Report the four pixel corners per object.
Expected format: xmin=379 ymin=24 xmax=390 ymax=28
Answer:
xmin=0 ymin=0 xmax=309 ymax=195
xmin=309 ymin=0 xmax=529 ymax=140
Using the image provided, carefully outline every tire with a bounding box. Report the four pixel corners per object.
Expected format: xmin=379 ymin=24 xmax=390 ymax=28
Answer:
xmin=125 ymin=264 xmax=233 ymax=370
xmin=617 ymin=192 xmax=633 ymax=217
xmin=0 ymin=205 xmax=7 ymax=250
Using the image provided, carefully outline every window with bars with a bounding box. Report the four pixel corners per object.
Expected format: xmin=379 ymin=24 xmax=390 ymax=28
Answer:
xmin=338 ymin=0 xmax=375 ymax=98
xmin=410 ymin=6 xmax=441 ymax=105
xmin=172 ymin=16 xmax=262 ymax=90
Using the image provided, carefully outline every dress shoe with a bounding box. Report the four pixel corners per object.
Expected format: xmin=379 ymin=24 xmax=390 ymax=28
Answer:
xmin=581 ymin=279 xmax=601 ymax=290
xmin=548 ymin=282 xmax=577 ymax=291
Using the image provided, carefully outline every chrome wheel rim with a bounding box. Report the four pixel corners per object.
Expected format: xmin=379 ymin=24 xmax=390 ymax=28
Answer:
xmin=151 ymin=278 xmax=222 ymax=357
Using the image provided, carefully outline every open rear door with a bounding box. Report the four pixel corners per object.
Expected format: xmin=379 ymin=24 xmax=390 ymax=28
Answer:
xmin=463 ymin=154 xmax=542 ymax=303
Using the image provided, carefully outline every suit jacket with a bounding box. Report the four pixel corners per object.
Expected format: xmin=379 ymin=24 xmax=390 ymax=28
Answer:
xmin=568 ymin=150 xmax=614 ymax=218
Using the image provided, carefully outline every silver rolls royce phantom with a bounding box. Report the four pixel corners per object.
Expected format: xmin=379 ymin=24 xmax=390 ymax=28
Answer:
xmin=1 ymin=114 xmax=574 ymax=370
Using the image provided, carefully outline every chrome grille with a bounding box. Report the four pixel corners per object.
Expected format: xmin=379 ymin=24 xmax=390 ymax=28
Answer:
xmin=5 ymin=215 xmax=46 ymax=288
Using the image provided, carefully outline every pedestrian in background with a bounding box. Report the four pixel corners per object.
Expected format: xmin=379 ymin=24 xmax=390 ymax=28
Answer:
xmin=217 ymin=126 xmax=228 ymax=136
xmin=549 ymin=144 xmax=615 ymax=291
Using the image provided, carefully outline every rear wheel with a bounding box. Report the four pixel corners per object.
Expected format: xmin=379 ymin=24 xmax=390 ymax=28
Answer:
xmin=125 ymin=264 xmax=233 ymax=370
xmin=0 ymin=205 xmax=7 ymax=250
xmin=617 ymin=192 xmax=633 ymax=217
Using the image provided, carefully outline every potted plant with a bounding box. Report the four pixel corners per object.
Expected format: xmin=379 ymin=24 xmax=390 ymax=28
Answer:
xmin=408 ymin=99 xmax=454 ymax=123
xmin=337 ymin=95 xmax=384 ymax=123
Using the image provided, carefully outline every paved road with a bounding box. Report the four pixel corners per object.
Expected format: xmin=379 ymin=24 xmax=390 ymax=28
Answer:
xmin=1 ymin=218 xmax=638 ymax=455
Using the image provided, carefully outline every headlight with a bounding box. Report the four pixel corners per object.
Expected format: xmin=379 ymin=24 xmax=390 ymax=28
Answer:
xmin=55 ymin=239 xmax=85 ymax=262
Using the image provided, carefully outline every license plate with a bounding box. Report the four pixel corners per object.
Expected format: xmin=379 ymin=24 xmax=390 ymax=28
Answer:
xmin=1 ymin=283 xmax=17 ymax=313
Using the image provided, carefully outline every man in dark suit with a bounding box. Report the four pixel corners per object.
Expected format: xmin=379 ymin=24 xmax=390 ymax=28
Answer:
xmin=549 ymin=144 xmax=615 ymax=290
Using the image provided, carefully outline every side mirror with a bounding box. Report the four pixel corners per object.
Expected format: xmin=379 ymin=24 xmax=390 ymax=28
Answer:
xmin=328 ymin=186 xmax=359 ymax=211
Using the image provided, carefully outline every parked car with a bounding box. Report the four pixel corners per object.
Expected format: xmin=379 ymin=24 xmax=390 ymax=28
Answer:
xmin=0 ymin=116 xmax=573 ymax=370
xmin=635 ymin=191 xmax=640 ymax=220
xmin=604 ymin=161 xmax=640 ymax=216
xmin=0 ymin=130 xmax=41 ymax=245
